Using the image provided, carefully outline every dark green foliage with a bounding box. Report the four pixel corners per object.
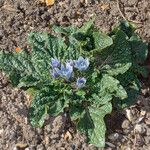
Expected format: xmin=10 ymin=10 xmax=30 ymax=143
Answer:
xmin=0 ymin=19 xmax=148 ymax=148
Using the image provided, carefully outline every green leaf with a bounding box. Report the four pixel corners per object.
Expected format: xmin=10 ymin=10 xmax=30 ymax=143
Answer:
xmin=0 ymin=51 xmax=36 ymax=86
xmin=91 ymin=74 xmax=127 ymax=105
xmin=52 ymin=25 xmax=77 ymax=35
xmin=29 ymin=86 xmax=69 ymax=127
xmin=77 ymin=103 xmax=112 ymax=148
xmin=77 ymin=109 xmax=94 ymax=140
xmin=78 ymin=18 xmax=95 ymax=34
xmin=76 ymin=90 xmax=86 ymax=99
xmin=100 ymin=30 xmax=132 ymax=76
xmin=28 ymin=32 xmax=68 ymax=59
xmin=132 ymin=63 xmax=148 ymax=78
xmin=93 ymin=31 xmax=113 ymax=51
xmin=112 ymin=20 xmax=136 ymax=37
xmin=114 ymin=71 xmax=140 ymax=109
xmin=89 ymin=103 xmax=112 ymax=147
xmin=70 ymin=104 xmax=84 ymax=121
xmin=129 ymin=34 xmax=148 ymax=64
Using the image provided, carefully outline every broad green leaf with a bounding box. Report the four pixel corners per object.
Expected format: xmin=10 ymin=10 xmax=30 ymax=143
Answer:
xmin=70 ymin=104 xmax=84 ymax=121
xmin=77 ymin=103 xmax=112 ymax=148
xmin=129 ymin=34 xmax=148 ymax=64
xmin=114 ymin=71 xmax=140 ymax=109
xmin=111 ymin=20 xmax=136 ymax=38
xmin=100 ymin=30 xmax=132 ymax=76
xmin=91 ymin=74 xmax=127 ymax=105
xmin=93 ymin=31 xmax=113 ymax=51
xmin=78 ymin=18 xmax=95 ymax=34
xmin=52 ymin=25 xmax=77 ymax=35
xmin=132 ymin=63 xmax=148 ymax=78
xmin=29 ymin=86 xmax=68 ymax=127
xmin=89 ymin=103 xmax=112 ymax=147
xmin=0 ymin=51 xmax=36 ymax=86
xmin=77 ymin=109 xmax=94 ymax=140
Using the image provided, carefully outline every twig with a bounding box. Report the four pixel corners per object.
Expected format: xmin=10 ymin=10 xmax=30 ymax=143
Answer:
xmin=116 ymin=0 xmax=143 ymax=24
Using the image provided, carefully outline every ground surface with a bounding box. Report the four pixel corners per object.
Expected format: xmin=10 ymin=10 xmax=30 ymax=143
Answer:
xmin=0 ymin=0 xmax=150 ymax=150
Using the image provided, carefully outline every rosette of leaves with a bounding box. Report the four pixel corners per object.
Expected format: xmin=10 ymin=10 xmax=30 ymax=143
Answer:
xmin=0 ymin=20 xmax=148 ymax=148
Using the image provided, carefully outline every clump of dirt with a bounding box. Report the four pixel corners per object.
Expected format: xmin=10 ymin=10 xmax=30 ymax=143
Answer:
xmin=0 ymin=0 xmax=150 ymax=150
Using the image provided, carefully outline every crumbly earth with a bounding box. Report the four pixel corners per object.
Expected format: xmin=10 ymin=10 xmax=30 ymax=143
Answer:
xmin=0 ymin=0 xmax=150 ymax=150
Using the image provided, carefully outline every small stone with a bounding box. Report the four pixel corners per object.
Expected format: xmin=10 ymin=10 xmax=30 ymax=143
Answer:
xmin=140 ymin=110 xmax=146 ymax=116
xmin=13 ymin=147 xmax=18 ymax=150
xmin=45 ymin=136 xmax=50 ymax=145
xmin=0 ymin=129 xmax=4 ymax=135
xmin=128 ymin=0 xmax=137 ymax=6
xmin=25 ymin=148 xmax=30 ymax=150
xmin=0 ymin=0 xmax=4 ymax=7
xmin=146 ymin=128 xmax=150 ymax=136
xmin=145 ymin=118 xmax=150 ymax=125
xmin=125 ymin=109 xmax=133 ymax=122
xmin=134 ymin=124 xmax=146 ymax=134
xmin=105 ymin=142 xmax=115 ymax=148
xmin=37 ymin=144 xmax=45 ymax=150
xmin=108 ymin=133 xmax=119 ymax=141
xmin=122 ymin=119 xmax=130 ymax=129
xmin=16 ymin=143 xmax=28 ymax=149
xmin=64 ymin=131 xmax=72 ymax=141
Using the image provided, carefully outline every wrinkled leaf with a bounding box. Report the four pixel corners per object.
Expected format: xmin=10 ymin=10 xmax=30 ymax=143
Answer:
xmin=89 ymin=103 xmax=112 ymax=147
xmin=93 ymin=31 xmax=113 ymax=52
xmin=29 ymin=86 xmax=68 ymax=127
xmin=91 ymin=74 xmax=127 ymax=105
xmin=100 ymin=30 xmax=132 ymax=76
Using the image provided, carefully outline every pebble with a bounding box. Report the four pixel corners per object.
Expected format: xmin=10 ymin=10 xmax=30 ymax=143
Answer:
xmin=0 ymin=0 xmax=4 ymax=7
xmin=13 ymin=147 xmax=18 ymax=150
xmin=108 ymin=133 xmax=119 ymax=141
xmin=146 ymin=128 xmax=150 ymax=136
xmin=37 ymin=144 xmax=45 ymax=150
xmin=128 ymin=0 xmax=137 ymax=6
xmin=145 ymin=118 xmax=150 ymax=125
xmin=44 ymin=136 xmax=50 ymax=145
xmin=125 ymin=109 xmax=134 ymax=122
xmin=122 ymin=119 xmax=130 ymax=129
xmin=0 ymin=129 xmax=4 ymax=135
xmin=105 ymin=142 xmax=116 ymax=148
xmin=134 ymin=124 xmax=146 ymax=134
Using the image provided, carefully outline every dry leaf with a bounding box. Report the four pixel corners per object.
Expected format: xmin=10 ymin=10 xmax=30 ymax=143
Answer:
xmin=40 ymin=0 xmax=55 ymax=6
xmin=46 ymin=0 xmax=55 ymax=6
xmin=26 ymin=94 xmax=32 ymax=105
xmin=15 ymin=47 xmax=22 ymax=53
xmin=64 ymin=131 xmax=72 ymax=140
xmin=16 ymin=143 xmax=28 ymax=148
xmin=100 ymin=3 xmax=109 ymax=10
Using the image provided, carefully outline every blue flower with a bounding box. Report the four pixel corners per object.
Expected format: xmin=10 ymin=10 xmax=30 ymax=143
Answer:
xmin=76 ymin=77 xmax=86 ymax=88
xmin=66 ymin=59 xmax=74 ymax=66
xmin=50 ymin=69 xmax=59 ymax=78
xmin=51 ymin=57 xmax=60 ymax=68
xmin=56 ymin=63 xmax=73 ymax=80
xmin=74 ymin=56 xmax=89 ymax=71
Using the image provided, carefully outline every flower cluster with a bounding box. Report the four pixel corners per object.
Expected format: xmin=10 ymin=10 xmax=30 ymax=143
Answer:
xmin=50 ymin=56 xmax=89 ymax=89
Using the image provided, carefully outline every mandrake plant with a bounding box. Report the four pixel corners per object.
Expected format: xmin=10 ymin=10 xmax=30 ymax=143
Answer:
xmin=0 ymin=19 xmax=148 ymax=147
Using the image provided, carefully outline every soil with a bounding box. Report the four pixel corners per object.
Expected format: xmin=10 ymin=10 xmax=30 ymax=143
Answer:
xmin=0 ymin=0 xmax=150 ymax=150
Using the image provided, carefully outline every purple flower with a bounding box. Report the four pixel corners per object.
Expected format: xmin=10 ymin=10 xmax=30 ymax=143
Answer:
xmin=50 ymin=69 xmax=59 ymax=78
xmin=76 ymin=77 xmax=86 ymax=88
xmin=51 ymin=57 xmax=60 ymax=68
xmin=74 ymin=56 xmax=89 ymax=71
xmin=56 ymin=63 xmax=73 ymax=80
xmin=66 ymin=59 xmax=74 ymax=66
